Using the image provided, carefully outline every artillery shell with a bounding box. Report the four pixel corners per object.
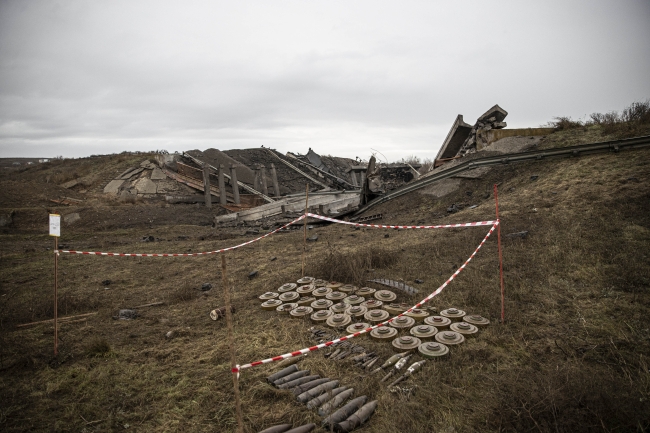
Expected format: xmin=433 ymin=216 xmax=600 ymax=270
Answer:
xmin=361 ymin=356 xmax=377 ymax=369
xmin=351 ymin=352 xmax=367 ymax=362
xmin=334 ymin=350 xmax=351 ymax=360
xmin=273 ymin=370 xmax=310 ymax=387
xmin=277 ymin=375 xmax=320 ymax=390
xmin=364 ymin=357 xmax=379 ymax=369
xmin=266 ymin=364 xmax=299 ymax=383
xmin=257 ymin=424 xmax=292 ymax=433
xmin=333 ymin=400 xmax=378 ymax=432
xmin=322 ymin=396 xmax=368 ymax=427
xmin=380 ymin=353 xmax=404 ymax=369
xmin=296 ymin=380 xmax=340 ymax=403
xmin=388 ymin=374 xmax=408 ymax=387
xmin=317 ymin=388 xmax=355 ymax=417
xmin=284 ymin=424 xmax=316 ymax=433
xmin=292 ymin=378 xmax=330 ymax=395
xmin=326 ymin=348 xmax=341 ymax=359
xmin=306 ymin=386 xmax=349 ymax=410
xmin=380 ymin=370 xmax=395 ymax=383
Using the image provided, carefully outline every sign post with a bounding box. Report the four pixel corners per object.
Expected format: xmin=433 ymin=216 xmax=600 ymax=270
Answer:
xmin=49 ymin=214 xmax=60 ymax=356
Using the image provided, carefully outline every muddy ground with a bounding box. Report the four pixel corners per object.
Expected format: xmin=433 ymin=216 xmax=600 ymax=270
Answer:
xmin=1 ymin=128 xmax=649 ymax=432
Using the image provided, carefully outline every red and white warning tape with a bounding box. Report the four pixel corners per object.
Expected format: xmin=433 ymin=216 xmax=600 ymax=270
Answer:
xmin=232 ymin=220 xmax=499 ymax=375
xmin=307 ymin=213 xmax=496 ymax=229
xmin=55 ymin=215 xmax=306 ymax=257
xmin=54 ymin=213 xmax=495 ymax=257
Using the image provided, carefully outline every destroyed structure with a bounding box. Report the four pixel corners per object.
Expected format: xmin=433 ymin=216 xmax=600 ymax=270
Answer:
xmin=100 ymin=147 xmax=420 ymax=222
xmin=96 ymin=103 xmax=552 ymax=221
xmin=433 ymin=104 xmax=554 ymax=168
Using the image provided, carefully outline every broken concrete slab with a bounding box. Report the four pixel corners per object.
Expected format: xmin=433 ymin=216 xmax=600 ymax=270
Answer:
xmin=150 ymin=167 xmax=167 ymax=180
xmin=478 ymin=104 xmax=508 ymax=123
xmin=120 ymin=167 xmax=145 ymax=180
xmin=419 ymin=178 xmax=461 ymax=198
xmin=60 ymin=179 xmax=79 ymax=189
xmin=63 ymin=213 xmax=80 ymax=225
xmin=435 ymin=115 xmax=473 ymax=161
xmin=134 ymin=178 xmax=157 ymax=194
xmin=103 ymin=179 xmax=125 ymax=194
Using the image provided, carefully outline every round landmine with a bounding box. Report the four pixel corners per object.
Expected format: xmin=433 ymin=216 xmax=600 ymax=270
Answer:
xmin=326 ymin=313 xmax=351 ymax=329
xmin=418 ymin=342 xmax=450 ymax=359
xmin=370 ymin=326 xmax=398 ymax=341
xmin=346 ymin=322 xmax=371 ymax=336
xmin=424 ymin=315 xmax=452 ymax=330
xmin=364 ymin=309 xmax=390 ymax=324
xmin=389 ymin=315 xmax=416 ymax=331
xmin=297 ymin=296 xmax=316 ymax=306
xmin=276 ymin=303 xmax=298 ymax=314
xmin=311 ymin=299 xmax=333 ymax=311
xmin=311 ymin=309 xmax=333 ymax=323
xmin=279 ymin=291 xmax=299 ymax=302
xmin=410 ymin=324 xmax=438 ymax=340
xmin=405 ymin=308 xmax=430 ymax=322
xmin=290 ymin=306 xmax=313 ymax=319
xmin=312 ymin=287 xmax=332 ymax=298
xmin=374 ymin=290 xmax=397 ymax=302
xmin=297 ymin=277 xmax=314 ymax=284
xmin=339 ymin=284 xmax=357 ymax=294
xmin=392 ymin=335 xmax=421 ymax=352
xmin=259 ymin=292 xmax=279 ymax=301
xmin=356 ymin=287 xmax=376 ymax=297
xmin=277 ymin=283 xmax=297 ymax=293
xmin=343 ymin=295 xmax=364 ymax=305
xmin=330 ymin=302 xmax=349 ymax=314
xmin=313 ymin=279 xmax=328 ymax=287
xmin=325 ymin=281 xmax=343 ymax=289
xmin=347 ymin=305 xmax=368 ymax=319
xmin=261 ymin=299 xmax=282 ymax=311
xmin=361 ymin=299 xmax=383 ymax=310
xmin=463 ymin=315 xmax=490 ymax=327
xmin=296 ymin=284 xmax=316 ymax=295
xmin=326 ymin=291 xmax=346 ymax=302
xmin=450 ymin=322 xmax=479 ymax=338
xmin=434 ymin=330 xmax=465 ymax=346
xmin=384 ymin=303 xmax=410 ymax=316
xmin=440 ymin=308 xmax=466 ymax=322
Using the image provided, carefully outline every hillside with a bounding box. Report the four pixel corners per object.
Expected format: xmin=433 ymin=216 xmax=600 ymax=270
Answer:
xmin=0 ymin=127 xmax=649 ymax=432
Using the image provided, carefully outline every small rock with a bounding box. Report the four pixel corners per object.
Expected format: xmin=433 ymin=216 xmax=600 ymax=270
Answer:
xmin=468 ymin=205 xmax=478 ymax=209
xmin=245 ymin=229 xmax=259 ymax=235
xmin=307 ymin=235 xmax=318 ymax=242
xmin=114 ymin=309 xmax=138 ymax=320
xmin=142 ymin=235 xmax=155 ymax=242
xmin=200 ymin=283 xmax=212 ymax=291
xmin=270 ymin=256 xmax=277 ymax=261
xmin=354 ymin=226 xmax=361 ymax=230
xmin=248 ymin=270 xmax=259 ymax=279
xmin=102 ymin=279 xmax=112 ymax=286
xmin=414 ymin=279 xmax=424 ymax=284
xmin=307 ymin=225 xmax=314 ymax=230
xmin=530 ymin=175 xmax=539 ymax=181
xmin=165 ymin=330 xmax=175 ymax=339
xmin=384 ymin=234 xmax=390 ymax=238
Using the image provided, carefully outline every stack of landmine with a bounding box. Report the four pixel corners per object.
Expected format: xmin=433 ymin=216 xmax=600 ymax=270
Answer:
xmin=259 ymin=277 xmax=491 ymax=360
xmin=260 ymin=363 xmax=378 ymax=433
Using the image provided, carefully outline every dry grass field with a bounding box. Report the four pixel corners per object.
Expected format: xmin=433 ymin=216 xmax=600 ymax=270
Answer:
xmin=1 ymin=131 xmax=649 ymax=432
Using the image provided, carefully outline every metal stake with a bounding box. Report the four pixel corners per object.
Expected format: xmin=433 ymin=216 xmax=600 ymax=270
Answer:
xmin=222 ymin=254 xmax=243 ymax=433
xmin=494 ymin=184 xmax=505 ymax=323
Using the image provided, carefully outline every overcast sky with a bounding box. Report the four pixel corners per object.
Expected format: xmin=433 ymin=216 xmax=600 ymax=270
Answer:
xmin=1 ymin=1 xmax=649 ymax=161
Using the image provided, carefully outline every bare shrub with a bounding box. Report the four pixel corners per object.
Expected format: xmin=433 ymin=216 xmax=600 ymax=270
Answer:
xmin=548 ymin=116 xmax=584 ymax=131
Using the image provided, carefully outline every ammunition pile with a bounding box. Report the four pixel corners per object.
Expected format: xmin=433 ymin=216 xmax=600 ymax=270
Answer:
xmin=259 ymin=277 xmax=491 ymax=393
xmin=262 ymin=360 xmax=378 ymax=433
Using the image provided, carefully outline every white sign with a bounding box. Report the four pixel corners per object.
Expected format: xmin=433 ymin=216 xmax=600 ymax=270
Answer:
xmin=49 ymin=214 xmax=60 ymax=237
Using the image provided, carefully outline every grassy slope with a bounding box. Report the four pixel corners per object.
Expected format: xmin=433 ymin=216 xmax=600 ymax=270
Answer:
xmin=1 ymin=132 xmax=649 ymax=432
